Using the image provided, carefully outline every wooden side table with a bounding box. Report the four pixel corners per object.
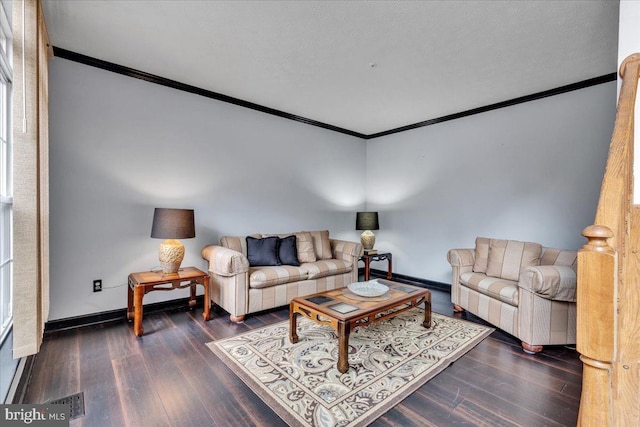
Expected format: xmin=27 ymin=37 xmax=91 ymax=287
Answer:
xmin=127 ymin=266 xmax=210 ymax=337
xmin=360 ymin=252 xmax=393 ymax=281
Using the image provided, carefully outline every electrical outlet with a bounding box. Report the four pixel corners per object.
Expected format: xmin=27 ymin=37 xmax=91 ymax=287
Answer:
xmin=93 ymin=279 xmax=102 ymax=292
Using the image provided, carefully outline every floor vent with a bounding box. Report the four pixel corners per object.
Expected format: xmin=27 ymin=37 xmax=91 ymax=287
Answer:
xmin=47 ymin=392 xmax=85 ymax=420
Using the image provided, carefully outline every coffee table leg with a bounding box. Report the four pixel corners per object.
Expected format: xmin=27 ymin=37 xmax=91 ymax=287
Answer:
xmin=338 ymin=321 xmax=351 ymax=373
xmin=423 ymin=294 xmax=432 ymax=328
xmin=289 ymin=306 xmax=299 ymax=344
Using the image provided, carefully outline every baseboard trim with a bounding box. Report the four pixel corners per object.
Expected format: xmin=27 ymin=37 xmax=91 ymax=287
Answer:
xmin=44 ymin=295 xmax=205 ymax=334
xmin=8 ymin=356 xmax=33 ymax=404
xmin=45 ymin=273 xmax=448 ymax=333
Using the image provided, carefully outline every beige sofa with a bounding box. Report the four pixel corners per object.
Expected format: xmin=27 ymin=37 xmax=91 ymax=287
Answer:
xmin=447 ymin=237 xmax=577 ymax=353
xmin=201 ymin=230 xmax=363 ymax=322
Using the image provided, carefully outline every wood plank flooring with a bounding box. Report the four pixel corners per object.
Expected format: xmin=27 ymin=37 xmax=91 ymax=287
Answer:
xmin=22 ymin=288 xmax=582 ymax=426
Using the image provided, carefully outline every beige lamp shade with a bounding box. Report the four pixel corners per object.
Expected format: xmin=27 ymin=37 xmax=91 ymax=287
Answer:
xmin=151 ymin=208 xmax=195 ymax=273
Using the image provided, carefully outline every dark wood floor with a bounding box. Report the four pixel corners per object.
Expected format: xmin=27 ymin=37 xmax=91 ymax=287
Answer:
xmin=22 ymin=288 xmax=582 ymax=426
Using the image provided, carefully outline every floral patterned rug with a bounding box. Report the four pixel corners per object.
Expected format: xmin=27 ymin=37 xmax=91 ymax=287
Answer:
xmin=208 ymin=309 xmax=493 ymax=427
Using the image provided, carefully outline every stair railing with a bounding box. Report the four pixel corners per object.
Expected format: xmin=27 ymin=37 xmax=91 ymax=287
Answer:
xmin=577 ymin=53 xmax=640 ymax=426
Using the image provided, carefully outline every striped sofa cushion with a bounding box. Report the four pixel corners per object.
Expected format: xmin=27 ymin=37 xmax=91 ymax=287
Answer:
xmin=249 ymin=265 xmax=309 ymax=289
xmin=486 ymin=239 xmax=542 ymax=281
xmin=540 ymin=247 xmax=578 ymax=269
xmin=460 ymin=272 xmax=519 ymax=307
xmin=301 ymin=260 xmax=352 ymax=280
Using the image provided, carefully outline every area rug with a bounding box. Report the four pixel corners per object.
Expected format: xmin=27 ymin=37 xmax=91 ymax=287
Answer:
xmin=208 ymin=309 xmax=493 ymax=427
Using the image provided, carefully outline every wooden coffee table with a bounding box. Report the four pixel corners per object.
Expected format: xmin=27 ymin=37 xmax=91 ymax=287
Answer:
xmin=289 ymin=280 xmax=431 ymax=373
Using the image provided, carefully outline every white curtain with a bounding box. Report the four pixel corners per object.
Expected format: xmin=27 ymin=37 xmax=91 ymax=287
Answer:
xmin=12 ymin=0 xmax=50 ymax=358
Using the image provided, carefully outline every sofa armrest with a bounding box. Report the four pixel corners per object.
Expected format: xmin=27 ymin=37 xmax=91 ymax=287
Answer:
xmin=447 ymin=248 xmax=475 ymax=267
xmin=447 ymin=248 xmax=475 ymax=307
xmin=330 ymin=239 xmax=364 ymax=263
xmin=201 ymin=245 xmax=250 ymax=277
xmin=519 ymin=265 xmax=577 ymax=302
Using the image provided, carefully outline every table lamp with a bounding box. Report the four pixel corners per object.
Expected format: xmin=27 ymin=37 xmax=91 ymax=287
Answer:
xmin=151 ymin=208 xmax=195 ymax=273
xmin=356 ymin=211 xmax=379 ymax=254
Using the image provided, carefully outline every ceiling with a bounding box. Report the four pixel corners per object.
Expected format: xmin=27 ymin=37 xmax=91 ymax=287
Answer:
xmin=41 ymin=1 xmax=620 ymax=136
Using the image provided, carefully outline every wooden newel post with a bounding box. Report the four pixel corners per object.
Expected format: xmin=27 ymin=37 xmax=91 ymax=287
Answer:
xmin=575 ymin=52 xmax=640 ymax=427
xmin=577 ymin=225 xmax=616 ymax=426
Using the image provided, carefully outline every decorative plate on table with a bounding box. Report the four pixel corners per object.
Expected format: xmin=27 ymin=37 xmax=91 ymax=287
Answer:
xmin=347 ymin=280 xmax=389 ymax=297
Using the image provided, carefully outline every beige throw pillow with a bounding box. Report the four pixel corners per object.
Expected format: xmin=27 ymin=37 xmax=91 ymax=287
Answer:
xmin=303 ymin=230 xmax=333 ymax=260
xmin=294 ymin=232 xmax=317 ymax=263
xmin=486 ymin=239 xmax=542 ymax=281
xmin=472 ymin=237 xmax=490 ymax=273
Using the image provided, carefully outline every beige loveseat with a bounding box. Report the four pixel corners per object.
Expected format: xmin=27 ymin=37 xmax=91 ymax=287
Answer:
xmin=201 ymin=230 xmax=363 ymax=322
xmin=447 ymin=237 xmax=577 ymax=353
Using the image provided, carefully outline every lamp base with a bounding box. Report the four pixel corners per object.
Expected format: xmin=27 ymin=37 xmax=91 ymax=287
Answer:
xmin=158 ymin=239 xmax=185 ymax=274
xmin=360 ymin=230 xmax=376 ymax=251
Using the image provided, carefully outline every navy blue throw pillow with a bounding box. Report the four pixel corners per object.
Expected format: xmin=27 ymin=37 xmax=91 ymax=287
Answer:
xmin=246 ymin=236 xmax=280 ymax=266
xmin=278 ymin=235 xmax=300 ymax=266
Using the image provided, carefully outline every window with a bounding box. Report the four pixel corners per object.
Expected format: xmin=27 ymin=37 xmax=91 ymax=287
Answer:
xmin=0 ymin=1 xmax=12 ymax=344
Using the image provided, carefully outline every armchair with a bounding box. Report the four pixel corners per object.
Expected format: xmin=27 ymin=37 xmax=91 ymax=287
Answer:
xmin=447 ymin=237 xmax=577 ymax=353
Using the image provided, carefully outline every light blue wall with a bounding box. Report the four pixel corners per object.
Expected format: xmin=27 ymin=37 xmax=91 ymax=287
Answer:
xmin=366 ymin=82 xmax=616 ymax=282
xmin=47 ymin=55 xmax=616 ymax=320
xmin=47 ymin=58 xmax=367 ymax=320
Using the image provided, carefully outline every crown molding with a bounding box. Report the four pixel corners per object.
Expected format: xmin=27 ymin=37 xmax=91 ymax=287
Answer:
xmin=53 ymin=47 xmax=616 ymax=140
xmin=52 ymin=47 xmax=367 ymax=139
xmin=365 ymin=73 xmax=617 ymax=139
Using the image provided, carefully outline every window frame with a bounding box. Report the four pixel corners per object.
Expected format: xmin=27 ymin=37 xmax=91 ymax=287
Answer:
xmin=0 ymin=0 xmax=13 ymax=345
